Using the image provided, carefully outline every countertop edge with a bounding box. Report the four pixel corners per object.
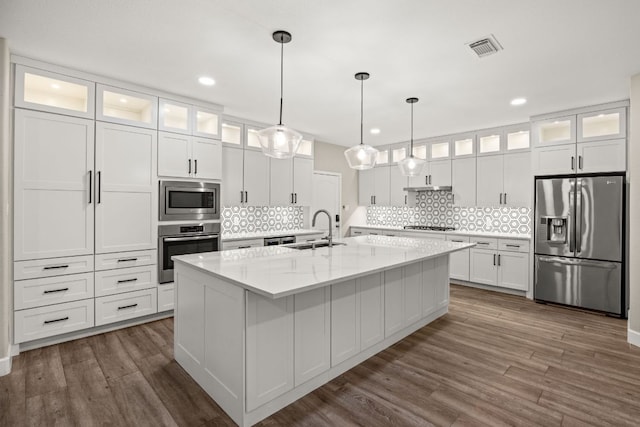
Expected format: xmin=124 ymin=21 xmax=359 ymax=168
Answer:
xmin=351 ymin=225 xmax=531 ymax=240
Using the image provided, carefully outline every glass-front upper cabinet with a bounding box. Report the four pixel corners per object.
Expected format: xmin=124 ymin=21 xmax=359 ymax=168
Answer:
xmin=296 ymin=138 xmax=314 ymax=158
xmin=577 ymin=107 xmax=626 ymax=143
xmin=412 ymin=143 xmax=428 ymax=160
xmin=96 ymin=84 xmax=157 ymax=128
xmin=221 ymin=120 xmax=243 ymax=146
xmin=376 ymin=148 xmax=389 ymax=165
xmin=429 ymin=139 xmax=451 ymax=160
xmin=452 ymin=133 xmax=476 ymax=158
xmin=477 ymin=129 xmax=503 ymax=156
xmin=193 ymin=106 xmax=221 ymax=139
xmin=245 ymin=125 xmax=264 ymax=150
xmin=15 ymin=64 xmax=95 ymax=118
xmin=159 ymin=99 xmax=191 ymax=134
xmin=504 ymin=123 xmax=530 ymax=152
xmin=531 ymin=115 xmax=576 ymax=147
xmin=391 ymin=146 xmax=407 ymax=164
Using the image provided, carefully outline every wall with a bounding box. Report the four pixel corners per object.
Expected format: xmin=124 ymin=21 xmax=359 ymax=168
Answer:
xmin=221 ymin=206 xmax=304 ymax=235
xmin=628 ymin=73 xmax=640 ymax=345
xmin=0 ymin=38 xmax=12 ymax=372
xmin=313 ymin=141 xmax=361 ymax=237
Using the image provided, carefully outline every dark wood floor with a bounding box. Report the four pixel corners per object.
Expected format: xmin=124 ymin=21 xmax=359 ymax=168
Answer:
xmin=2 ymin=284 xmax=639 ymax=426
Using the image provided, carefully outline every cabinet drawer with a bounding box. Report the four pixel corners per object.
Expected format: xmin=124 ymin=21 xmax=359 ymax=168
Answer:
xmin=94 ymin=250 xmax=157 ymax=271
xmin=95 ymin=265 xmax=157 ymax=297
xmin=14 ymin=273 xmax=94 ymax=310
xmin=222 ymin=239 xmax=264 ymax=250
xmin=14 ymin=255 xmax=94 ymax=281
xmin=470 ymin=237 xmax=498 ymax=250
xmin=14 ymin=299 xmax=94 ymax=344
xmin=95 ymin=288 xmax=158 ymax=326
xmin=446 ymin=235 xmax=471 ymax=243
xmin=499 ymin=239 xmax=530 ymax=253
xmin=298 ymin=233 xmax=325 ymax=242
xmin=350 ymin=228 xmax=367 ymax=236
xmin=158 ymin=283 xmax=174 ymax=312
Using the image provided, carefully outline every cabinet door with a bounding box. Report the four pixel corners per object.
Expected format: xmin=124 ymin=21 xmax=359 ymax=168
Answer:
xmin=469 ymin=249 xmax=498 ymax=286
xmin=14 ymin=110 xmax=94 ymax=260
xmin=96 ymin=84 xmax=158 ymax=129
xmin=159 ymin=99 xmax=191 ymax=135
xmin=404 ymin=263 xmax=423 ymax=325
xmin=221 ymin=146 xmax=244 ymax=206
xmin=497 ymin=251 xmax=528 ymax=291
xmin=577 ymin=108 xmax=626 ymax=143
xmin=192 ymin=138 xmax=222 ymax=180
xmin=374 ymin=166 xmax=391 ymax=205
xmin=243 ymin=150 xmax=270 ymax=206
xmin=358 ymin=168 xmax=375 ymax=206
xmin=158 ymin=132 xmax=191 ymax=178
xmin=246 ymin=293 xmax=294 ymax=412
xmin=359 ymin=273 xmax=384 ymax=351
xmin=477 ymin=129 xmax=503 ymax=156
xmin=429 ymin=159 xmax=452 ymax=187
xmin=532 ymin=116 xmax=576 ymax=147
xmin=331 ymin=280 xmax=359 ymax=366
xmin=389 ymin=165 xmax=409 ymax=206
xmin=95 ymin=123 xmax=157 ymax=254
xmin=476 ymin=155 xmax=504 ymax=207
xmin=447 ymin=236 xmax=470 ymax=282
xmin=434 ymin=256 xmax=450 ymax=309
xmin=577 ymin=139 xmax=626 ymax=173
xmin=270 ymin=158 xmax=294 ymax=206
xmin=294 ymin=287 xmax=330 ymax=386
xmin=293 ymin=157 xmax=314 ymax=206
xmin=532 ymin=145 xmax=576 ymax=176
xmin=503 ymin=152 xmax=532 ymax=208
xmin=384 ymin=267 xmax=404 ymax=337
xmin=192 ymin=106 xmax=221 ymax=139
xmin=452 ymin=157 xmax=476 ymax=206
xmin=421 ymin=259 xmax=437 ymax=316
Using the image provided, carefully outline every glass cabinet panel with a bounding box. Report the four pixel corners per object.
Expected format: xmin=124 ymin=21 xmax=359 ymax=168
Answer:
xmin=297 ymin=139 xmax=314 ymax=157
xmin=194 ymin=108 xmax=220 ymax=138
xmin=16 ymin=65 xmax=95 ymax=118
xmin=506 ymin=130 xmax=530 ymax=151
xmin=533 ymin=116 xmax=575 ymax=146
xmin=98 ymin=85 xmax=157 ymax=128
xmin=454 ymin=138 xmax=474 ymax=157
xmin=430 ymin=141 xmax=450 ymax=159
xmin=221 ymin=121 xmax=242 ymax=145
xmin=159 ymin=100 xmax=190 ymax=133
xmin=578 ymin=108 xmax=626 ymax=142
xmin=246 ymin=126 xmax=262 ymax=148
xmin=376 ymin=150 xmax=389 ymax=165
xmin=479 ymin=134 xmax=501 ymax=154
xmin=392 ymin=147 xmax=406 ymax=163
xmin=412 ymin=145 xmax=427 ymax=160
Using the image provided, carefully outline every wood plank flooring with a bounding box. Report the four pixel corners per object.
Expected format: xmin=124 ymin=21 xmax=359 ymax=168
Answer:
xmin=2 ymin=284 xmax=639 ymax=426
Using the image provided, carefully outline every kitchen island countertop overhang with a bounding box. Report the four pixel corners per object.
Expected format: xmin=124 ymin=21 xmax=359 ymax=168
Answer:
xmin=172 ymin=235 xmax=475 ymax=298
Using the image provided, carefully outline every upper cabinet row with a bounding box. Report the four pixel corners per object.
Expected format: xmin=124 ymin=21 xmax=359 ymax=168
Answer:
xmin=221 ymin=118 xmax=314 ymax=157
xmin=14 ymin=64 xmax=222 ymax=138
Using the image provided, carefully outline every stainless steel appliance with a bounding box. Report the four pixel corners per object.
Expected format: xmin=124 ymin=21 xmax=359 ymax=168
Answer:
xmin=159 ymin=180 xmax=220 ymax=221
xmin=534 ymin=174 xmax=625 ymax=316
xmin=264 ymin=236 xmax=296 ymax=246
xmin=158 ymin=223 xmax=220 ymax=283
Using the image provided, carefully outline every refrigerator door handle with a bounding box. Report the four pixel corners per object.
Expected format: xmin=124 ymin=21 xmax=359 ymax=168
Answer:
xmin=568 ymin=189 xmax=575 ymax=253
xmin=537 ymin=256 xmax=618 ymax=269
xmin=576 ymin=179 xmax=583 ymax=253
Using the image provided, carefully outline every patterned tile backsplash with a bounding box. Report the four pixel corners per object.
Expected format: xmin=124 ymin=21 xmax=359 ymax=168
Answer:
xmin=222 ymin=206 xmax=304 ymax=234
xmin=367 ymin=191 xmax=531 ymax=234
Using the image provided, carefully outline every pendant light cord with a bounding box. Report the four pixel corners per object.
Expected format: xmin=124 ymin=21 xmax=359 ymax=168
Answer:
xmin=360 ymin=78 xmax=364 ymax=146
xmin=279 ymin=39 xmax=284 ymax=126
xmin=410 ymin=101 xmax=414 ymax=155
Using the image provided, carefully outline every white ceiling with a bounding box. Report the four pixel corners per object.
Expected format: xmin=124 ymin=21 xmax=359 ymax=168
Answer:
xmin=2 ymin=0 xmax=640 ymax=147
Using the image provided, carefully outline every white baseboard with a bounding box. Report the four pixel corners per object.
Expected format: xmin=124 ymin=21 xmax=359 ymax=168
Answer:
xmin=628 ymin=328 xmax=640 ymax=348
xmin=0 ymin=344 xmax=11 ymax=376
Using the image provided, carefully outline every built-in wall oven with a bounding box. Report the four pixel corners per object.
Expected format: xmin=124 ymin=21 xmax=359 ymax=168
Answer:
xmin=159 ymin=180 xmax=220 ymax=221
xmin=158 ymin=223 xmax=220 ymax=283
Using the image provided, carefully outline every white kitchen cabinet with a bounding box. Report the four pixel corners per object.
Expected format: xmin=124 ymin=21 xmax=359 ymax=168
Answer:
xmin=293 ymin=157 xmax=314 ymax=206
xmin=14 ymin=298 xmax=95 ymax=344
xmin=532 ymin=144 xmax=576 ymax=175
xmin=404 ymin=262 xmax=423 ymax=325
xmin=14 ymin=64 xmax=95 ymax=119
xmin=95 ymin=288 xmax=158 ymax=326
xmin=532 ymin=115 xmax=576 ymax=147
xmin=96 ymin=84 xmax=157 ymax=129
xmin=158 ymin=132 xmax=221 ymax=180
xmin=157 ymin=283 xmax=175 ymax=312
xmin=14 ymin=273 xmax=94 ymax=310
xmin=452 ymin=157 xmax=476 ymax=206
xmin=294 ymin=287 xmax=330 ymax=386
xmin=446 ymin=235 xmax=470 ymax=282
xmin=477 ymin=128 xmax=504 ymax=156
xmin=14 ymin=109 xmax=95 ymax=261
xmin=477 ymin=152 xmax=531 ymax=208
xmin=193 ymin=106 xmax=221 ymax=139
xmin=222 ymin=238 xmax=264 ymax=251
xmin=270 ymin=157 xmax=314 ymax=206
xmin=384 ymin=267 xmax=404 ymax=337
xmin=95 ymin=122 xmax=157 ymax=254
xmin=576 ymin=139 xmax=626 ymax=173
xmin=577 ymin=107 xmax=626 ymax=143
xmin=221 ymin=146 xmax=244 ymax=206
xmin=497 ymin=251 xmax=528 ymax=291
xmin=389 ymin=166 xmax=409 ymax=205
xmin=504 ymin=124 xmax=531 ymax=152
xmin=246 ymin=293 xmax=294 ymax=412
xmin=408 ymin=159 xmax=452 ymax=188
xmin=470 ymin=238 xmax=529 ymax=291
xmin=159 ymin=99 xmax=222 ymax=139
xmin=359 ymin=273 xmax=384 ymax=350
xmin=221 ymin=146 xmax=270 ymax=206
xmin=452 ymin=133 xmax=476 ymax=158
xmin=359 ymin=166 xmax=390 ymax=206
xmin=421 ymin=257 xmax=449 ymax=315
xmin=358 ymin=169 xmax=375 ymax=206
xmin=469 ymin=248 xmax=498 ymax=285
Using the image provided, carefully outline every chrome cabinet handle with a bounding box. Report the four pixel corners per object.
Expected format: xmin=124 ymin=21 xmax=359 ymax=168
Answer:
xmin=425 ymin=176 xmax=428 ymax=185
xmin=97 ymin=171 xmax=101 ymax=204
xmin=499 ymin=193 xmax=503 ymax=204
xmin=505 ymin=244 xmax=520 ymax=248
xmin=476 ymin=242 xmax=490 ymax=245
xmin=493 ymin=254 xmax=496 ymax=265
xmin=43 ymin=264 xmax=69 ymax=270
xmin=578 ymin=155 xmax=583 ymax=170
xmin=117 ymin=303 xmax=138 ymax=310
xmin=498 ymin=254 xmax=501 ymax=266
xmin=43 ymin=288 xmax=69 ymax=294
xmin=294 ymin=193 xmax=297 ymax=204
xmin=188 ymin=159 xmax=192 ymax=174
xmin=117 ymin=278 xmax=138 ymax=284
xmin=117 ymin=258 xmax=138 ymax=263
xmin=240 ymin=191 xmax=244 ymax=203
xmin=571 ymin=156 xmax=575 ymax=170
xmin=88 ymin=170 xmax=92 ymax=204
xmin=44 ymin=316 xmax=69 ymax=324
xmin=290 ymin=193 xmax=294 ymax=204
xmin=194 ymin=159 xmax=198 ymax=175
xmin=504 ymin=193 xmax=507 ymax=204
xmin=245 ymin=191 xmax=248 ymax=203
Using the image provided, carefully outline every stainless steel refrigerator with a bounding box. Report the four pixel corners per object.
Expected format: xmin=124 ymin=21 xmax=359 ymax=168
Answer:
xmin=534 ymin=174 xmax=625 ymax=316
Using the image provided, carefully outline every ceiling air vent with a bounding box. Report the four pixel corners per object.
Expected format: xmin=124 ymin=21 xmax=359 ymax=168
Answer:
xmin=467 ymin=34 xmax=503 ymax=58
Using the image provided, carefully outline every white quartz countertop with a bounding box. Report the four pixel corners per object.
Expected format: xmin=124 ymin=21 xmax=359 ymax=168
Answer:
xmin=173 ymin=235 xmax=474 ymax=299
xmin=221 ymin=229 xmax=323 ymax=242
xmin=352 ymin=225 xmax=531 ymax=241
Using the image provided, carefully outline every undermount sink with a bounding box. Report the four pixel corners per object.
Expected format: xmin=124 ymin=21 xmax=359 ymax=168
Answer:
xmin=288 ymin=241 xmax=346 ymax=250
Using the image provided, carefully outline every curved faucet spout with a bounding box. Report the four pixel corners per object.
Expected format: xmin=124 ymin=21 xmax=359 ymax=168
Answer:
xmin=311 ymin=209 xmax=333 ymax=247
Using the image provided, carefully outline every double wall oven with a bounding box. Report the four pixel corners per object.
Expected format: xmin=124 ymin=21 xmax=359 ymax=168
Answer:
xmin=158 ymin=180 xmax=221 ymax=283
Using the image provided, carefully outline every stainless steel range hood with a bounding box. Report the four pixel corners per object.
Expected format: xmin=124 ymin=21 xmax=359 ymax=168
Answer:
xmin=403 ymin=186 xmax=452 ymax=192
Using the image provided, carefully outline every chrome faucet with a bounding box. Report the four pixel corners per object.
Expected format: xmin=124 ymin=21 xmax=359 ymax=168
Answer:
xmin=311 ymin=209 xmax=333 ymax=247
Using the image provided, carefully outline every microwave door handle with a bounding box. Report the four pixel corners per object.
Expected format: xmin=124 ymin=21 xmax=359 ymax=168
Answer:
xmin=163 ymin=235 xmax=218 ymax=243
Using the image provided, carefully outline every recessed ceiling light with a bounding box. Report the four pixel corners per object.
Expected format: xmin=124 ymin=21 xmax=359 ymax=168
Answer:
xmin=50 ymin=83 xmax=60 ymax=89
xmin=119 ymin=98 xmax=128 ymax=103
xmin=510 ymin=97 xmax=527 ymax=106
xmin=370 ymin=128 xmax=381 ymax=135
xmin=198 ymin=76 xmax=215 ymax=86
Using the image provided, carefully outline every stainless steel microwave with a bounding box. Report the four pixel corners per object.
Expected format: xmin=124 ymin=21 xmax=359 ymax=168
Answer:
xmin=159 ymin=180 xmax=220 ymax=221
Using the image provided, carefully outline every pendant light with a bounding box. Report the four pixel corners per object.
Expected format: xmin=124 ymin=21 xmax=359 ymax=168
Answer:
xmin=344 ymin=72 xmax=379 ymax=170
xmin=397 ymin=97 xmax=427 ymax=177
xmin=257 ymin=30 xmax=302 ymax=159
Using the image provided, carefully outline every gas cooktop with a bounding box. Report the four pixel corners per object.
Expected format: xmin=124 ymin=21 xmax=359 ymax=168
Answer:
xmin=403 ymin=225 xmax=456 ymax=232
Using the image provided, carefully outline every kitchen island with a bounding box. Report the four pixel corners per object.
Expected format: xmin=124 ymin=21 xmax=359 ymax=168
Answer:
xmin=173 ymin=235 xmax=473 ymax=427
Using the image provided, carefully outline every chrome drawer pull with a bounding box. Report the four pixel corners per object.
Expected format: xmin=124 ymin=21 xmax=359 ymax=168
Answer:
xmin=117 ymin=258 xmax=138 ymax=262
xmin=43 ymin=265 xmax=69 ymax=270
xmin=117 ymin=278 xmax=138 ymax=284
xmin=43 ymin=288 xmax=69 ymax=294
xmin=238 ymin=245 xmax=251 ymax=249
xmin=505 ymin=244 xmax=520 ymax=248
xmin=476 ymin=242 xmax=490 ymax=245
xmin=451 ymin=240 xmax=464 ymax=243
xmin=44 ymin=316 xmax=69 ymax=324
xmin=117 ymin=303 xmax=138 ymax=310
